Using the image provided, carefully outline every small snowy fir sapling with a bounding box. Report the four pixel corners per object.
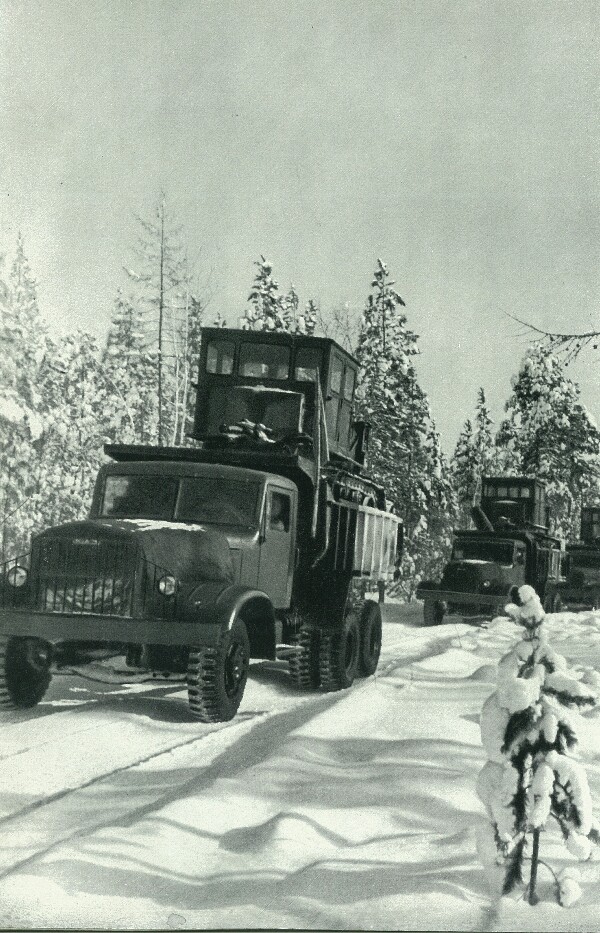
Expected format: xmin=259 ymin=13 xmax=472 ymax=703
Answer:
xmin=477 ymin=585 xmax=600 ymax=906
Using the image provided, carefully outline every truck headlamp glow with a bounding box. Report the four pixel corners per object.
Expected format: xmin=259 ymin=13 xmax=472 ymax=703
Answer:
xmin=6 ymin=566 xmax=28 ymax=588
xmin=158 ymin=574 xmax=177 ymax=597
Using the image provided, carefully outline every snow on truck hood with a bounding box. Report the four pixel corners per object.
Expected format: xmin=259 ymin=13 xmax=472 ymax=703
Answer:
xmin=93 ymin=518 xmax=234 ymax=584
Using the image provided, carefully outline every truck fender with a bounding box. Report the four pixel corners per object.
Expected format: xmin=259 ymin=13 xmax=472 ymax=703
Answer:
xmin=416 ymin=580 xmax=439 ymax=598
xmin=191 ymin=584 xmax=277 ymax=660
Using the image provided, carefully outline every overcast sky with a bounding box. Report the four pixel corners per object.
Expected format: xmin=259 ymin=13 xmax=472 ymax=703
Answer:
xmin=1 ymin=0 xmax=599 ymax=450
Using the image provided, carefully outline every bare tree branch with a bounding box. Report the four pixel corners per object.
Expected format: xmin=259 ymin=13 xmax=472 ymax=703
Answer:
xmin=506 ymin=312 xmax=600 ymax=363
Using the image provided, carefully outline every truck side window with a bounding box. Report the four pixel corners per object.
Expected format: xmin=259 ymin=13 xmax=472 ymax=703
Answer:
xmin=330 ymin=356 xmax=344 ymax=394
xmin=206 ymin=340 xmax=234 ymax=375
xmin=269 ymin=492 xmax=290 ymax=532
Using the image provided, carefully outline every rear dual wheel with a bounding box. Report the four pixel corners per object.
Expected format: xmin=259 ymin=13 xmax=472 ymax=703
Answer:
xmin=288 ymin=625 xmax=321 ymax=688
xmin=0 ymin=635 xmax=52 ymax=710
xmin=319 ymin=613 xmax=360 ymax=691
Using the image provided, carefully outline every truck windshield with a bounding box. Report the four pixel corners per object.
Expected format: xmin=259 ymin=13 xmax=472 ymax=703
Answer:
xmin=452 ymin=540 xmax=515 ymax=565
xmin=176 ymin=478 xmax=258 ymax=525
xmin=101 ymin=475 xmax=259 ymax=526
xmin=101 ymin=476 xmax=179 ymax=519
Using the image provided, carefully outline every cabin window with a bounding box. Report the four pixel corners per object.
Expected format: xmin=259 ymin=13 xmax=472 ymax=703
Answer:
xmin=330 ymin=355 xmax=344 ymax=394
xmin=294 ymin=347 xmax=321 ymax=382
xmin=239 ymin=343 xmax=290 ymax=380
xmin=206 ymin=340 xmax=234 ymax=375
xmin=343 ymin=367 xmax=356 ymax=401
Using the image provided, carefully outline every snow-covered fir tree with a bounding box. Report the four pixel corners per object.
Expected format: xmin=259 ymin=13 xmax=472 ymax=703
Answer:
xmin=478 ymin=585 xmax=600 ymax=906
xmin=242 ymin=256 xmax=285 ymax=331
xmin=102 ymin=288 xmax=159 ymax=445
xmin=241 ymin=258 xmax=318 ymax=336
xmin=35 ymin=332 xmax=107 ymax=528
xmin=0 ymin=238 xmax=46 ymax=559
xmin=355 ymin=259 xmax=455 ymax=596
xmin=496 ymin=347 xmax=600 ymax=539
xmin=451 ymin=388 xmax=496 ymax=527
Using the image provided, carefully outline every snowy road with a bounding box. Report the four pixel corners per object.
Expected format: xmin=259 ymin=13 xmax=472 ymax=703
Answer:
xmin=0 ymin=603 xmax=437 ymax=878
xmin=2 ymin=604 xmax=600 ymax=930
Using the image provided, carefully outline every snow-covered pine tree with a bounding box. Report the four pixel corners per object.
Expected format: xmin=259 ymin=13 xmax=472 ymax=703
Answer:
xmin=474 ymin=387 xmax=496 ymax=474
xmin=496 ymin=347 xmax=600 ymax=540
xmin=35 ymin=332 xmax=107 ymax=528
xmin=451 ymin=419 xmax=478 ymax=527
xmin=242 ymin=256 xmax=285 ymax=331
xmin=451 ymin=388 xmax=496 ymax=527
xmin=0 ymin=238 xmax=46 ymax=559
xmin=355 ymin=259 xmax=455 ymax=597
xmin=102 ymin=288 xmax=159 ymax=445
xmin=478 ymin=584 xmax=600 ymax=906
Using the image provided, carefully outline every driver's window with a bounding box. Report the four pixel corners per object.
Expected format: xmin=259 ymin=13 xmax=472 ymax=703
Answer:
xmin=269 ymin=491 xmax=290 ymax=532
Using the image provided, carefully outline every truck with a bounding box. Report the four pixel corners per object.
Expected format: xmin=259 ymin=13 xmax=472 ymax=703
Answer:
xmin=0 ymin=327 xmax=402 ymax=722
xmin=554 ymin=507 xmax=600 ymax=611
xmin=416 ymin=476 xmax=563 ymax=623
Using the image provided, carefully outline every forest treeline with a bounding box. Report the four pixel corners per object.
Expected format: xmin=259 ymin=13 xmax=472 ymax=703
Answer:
xmin=2 ymin=200 xmax=600 ymax=597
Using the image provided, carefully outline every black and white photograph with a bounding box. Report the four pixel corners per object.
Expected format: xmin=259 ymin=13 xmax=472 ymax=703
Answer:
xmin=1 ymin=1 xmax=600 ymax=929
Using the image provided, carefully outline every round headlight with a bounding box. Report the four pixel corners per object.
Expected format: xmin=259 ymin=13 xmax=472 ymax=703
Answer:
xmin=158 ymin=574 xmax=177 ymax=597
xmin=481 ymin=579 xmax=492 ymax=589
xmin=6 ymin=566 xmax=28 ymax=588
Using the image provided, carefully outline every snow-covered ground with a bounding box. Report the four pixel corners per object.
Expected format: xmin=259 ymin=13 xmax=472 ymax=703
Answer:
xmin=2 ymin=603 xmax=600 ymax=931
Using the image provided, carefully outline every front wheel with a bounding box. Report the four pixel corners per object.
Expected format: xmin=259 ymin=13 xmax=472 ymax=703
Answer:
xmin=319 ymin=614 xmax=359 ymax=692
xmin=423 ymin=599 xmax=445 ymax=626
xmin=187 ymin=617 xmax=249 ymax=722
xmin=0 ymin=635 xmax=52 ymax=710
xmin=357 ymin=602 xmax=382 ymax=677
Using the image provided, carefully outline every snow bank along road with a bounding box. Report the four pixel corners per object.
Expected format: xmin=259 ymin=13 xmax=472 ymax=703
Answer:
xmin=1 ymin=603 xmax=600 ymax=931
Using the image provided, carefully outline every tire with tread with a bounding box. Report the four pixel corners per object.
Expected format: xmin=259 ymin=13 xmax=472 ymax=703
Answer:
xmin=187 ymin=617 xmax=249 ymax=722
xmin=319 ymin=613 xmax=359 ymax=692
xmin=357 ymin=601 xmax=382 ymax=677
xmin=423 ymin=599 xmax=445 ymax=626
xmin=288 ymin=625 xmax=320 ymax=688
xmin=0 ymin=635 xmax=52 ymax=710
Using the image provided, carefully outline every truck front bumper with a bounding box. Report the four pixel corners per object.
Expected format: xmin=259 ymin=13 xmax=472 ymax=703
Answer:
xmin=0 ymin=609 xmax=223 ymax=647
xmin=417 ymin=588 xmax=508 ymax=612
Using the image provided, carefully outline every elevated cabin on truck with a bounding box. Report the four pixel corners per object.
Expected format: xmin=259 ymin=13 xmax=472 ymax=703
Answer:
xmin=192 ymin=327 xmax=369 ymax=469
xmin=475 ymin=477 xmax=551 ymax=533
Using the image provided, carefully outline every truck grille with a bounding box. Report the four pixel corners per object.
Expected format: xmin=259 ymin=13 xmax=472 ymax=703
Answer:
xmin=442 ymin=564 xmax=478 ymax=592
xmin=33 ymin=538 xmax=137 ymax=616
xmin=2 ymin=539 xmax=178 ymax=621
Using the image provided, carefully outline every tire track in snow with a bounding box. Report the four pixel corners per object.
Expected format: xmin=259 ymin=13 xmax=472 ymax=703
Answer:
xmin=0 ymin=685 xmax=354 ymax=881
xmin=0 ymin=616 xmax=444 ymax=881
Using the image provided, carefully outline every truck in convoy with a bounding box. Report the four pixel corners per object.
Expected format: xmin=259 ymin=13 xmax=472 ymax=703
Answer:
xmin=0 ymin=327 xmax=402 ymax=721
xmin=416 ymin=476 xmax=563 ymax=623
xmin=554 ymin=507 xmax=600 ymax=611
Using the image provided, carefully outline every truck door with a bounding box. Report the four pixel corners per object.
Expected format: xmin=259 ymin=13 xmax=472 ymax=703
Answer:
xmin=257 ymin=486 xmax=296 ymax=608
